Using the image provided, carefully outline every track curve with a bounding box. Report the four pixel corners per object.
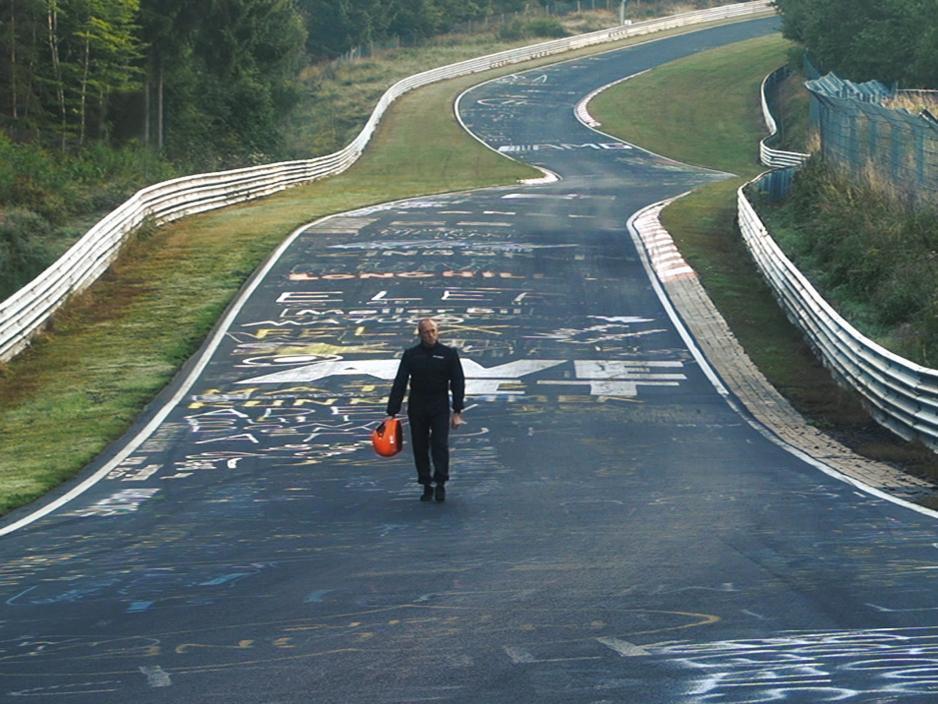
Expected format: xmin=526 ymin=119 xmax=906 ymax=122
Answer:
xmin=4 ymin=16 xmax=938 ymax=704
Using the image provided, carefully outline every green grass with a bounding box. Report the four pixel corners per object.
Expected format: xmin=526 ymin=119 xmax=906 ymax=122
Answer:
xmin=592 ymin=34 xmax=790 ymax=176
xmin=284 ymin=35 xmax=562 ymax=159
xmin=758 ymin=160 xmax=938 ymax=367
xmin=772 ymin=69 xmax=812 ymax=153
xmin=590 ymin=34 xmax=938 ymax=485
xmin=283 ymin=9 xmax=630 ymax=159
xmin=0 ymin=77 xmax=535 ymax=516
xmin=0 ymin=13 xmax=775 ymax=516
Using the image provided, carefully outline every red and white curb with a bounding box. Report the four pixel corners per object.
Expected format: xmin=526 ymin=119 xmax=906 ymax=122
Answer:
xmin=632 ymin=200 xmax=696 ymax=282
xmin=574 ymin=69 xmax=650 ymax=128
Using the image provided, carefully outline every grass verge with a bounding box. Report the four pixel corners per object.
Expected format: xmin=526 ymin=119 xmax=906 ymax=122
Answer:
xmin=0 ymin=13 xmax=775 ymax=517
xmin=589 ymin=33 xmax=938 ymax=486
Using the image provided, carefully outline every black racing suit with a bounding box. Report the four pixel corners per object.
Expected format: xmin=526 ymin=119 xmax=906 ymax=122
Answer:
xmin=386 ymin=342 xmax=465 ymax=486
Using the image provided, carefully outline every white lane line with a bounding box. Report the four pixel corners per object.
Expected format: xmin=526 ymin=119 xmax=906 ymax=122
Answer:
xmin=456 ymin=221 xmax=512 ymax=227
xmin=628 ymin=201 xmax=938 ymax=521
xmin=1 ymin=216 xmax=316 ymax=536
xmin=501 ymin=193 xmax=576 ymax=200
xmin=0 ymin=188 xmax=493 ymax=536
xmin=867 ymin=603 xmax=938 ymax=613
xmin=389 ymin=220 xmax=446 ymax=226
xmin=454 ymin=85 xmax=560 ymax=185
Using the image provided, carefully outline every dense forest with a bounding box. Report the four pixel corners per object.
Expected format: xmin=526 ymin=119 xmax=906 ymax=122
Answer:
xmin=0 ymin=1 xmax=559 ymax=163
xmin=773 ymin=0 xmax=938 ymax=87
xmin=0 ymin=0 xmax=717 ymax=298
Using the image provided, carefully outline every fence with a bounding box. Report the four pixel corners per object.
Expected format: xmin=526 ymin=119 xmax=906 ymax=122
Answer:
xmin=0 ymin=1 xmax=774 ymax=364
xmin=806 ymin=72 xmax=938 ymax=207
xmin=737 ymin=66 xmax=938 ymax=450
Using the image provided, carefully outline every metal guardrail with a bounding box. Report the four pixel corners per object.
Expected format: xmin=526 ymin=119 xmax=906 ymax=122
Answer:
xmin=738 ymin=181 xmax=938 ymax=450
xmin=759 ymin=65 xmax=810 ymax=168
xmin=745 ymin=66 xmax=938 ymax=449
xmin=0 ymin=0 xmax=774 ymax=363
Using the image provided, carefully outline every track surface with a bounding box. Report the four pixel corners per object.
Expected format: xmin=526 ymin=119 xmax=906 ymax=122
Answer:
xmin=4 ymin=17 xmax=938 ymax=704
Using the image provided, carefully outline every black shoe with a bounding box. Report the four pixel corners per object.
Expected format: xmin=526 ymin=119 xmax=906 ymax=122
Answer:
xmin=434 ymin=485 xmax=446 ymax=503
xmin=420 ymin=485 xmax=433 ymax=502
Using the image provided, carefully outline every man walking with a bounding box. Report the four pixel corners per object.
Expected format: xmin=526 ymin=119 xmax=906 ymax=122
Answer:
xmin=385 ymin=318 xmax=465 ymax=502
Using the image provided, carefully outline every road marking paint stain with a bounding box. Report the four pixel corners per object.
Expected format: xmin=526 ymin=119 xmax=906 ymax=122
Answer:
xmin=866 ymin=602 xmax=938 ymax=612
xmin=199 ymin=573 xmax=249 ymax=586
xmin=503 ymin=646 xmax=535 ymax=664
xmin=596 ymin=637 xmax=650 ymax=657
xmin=139 ymin=665 xmax=172 ymax=688
xmin=741 ymin=609 xmax=768 ymax=621
xmin=304 ymin=590 xmax=333 ymax=603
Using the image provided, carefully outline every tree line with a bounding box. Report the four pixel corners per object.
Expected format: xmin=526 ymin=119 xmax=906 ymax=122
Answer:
xmin=0 ymin=0 xmax=550 ymax=164
xmin=300 ymin=1 xmax=532 ymax=60
xmin=773 ymin=0 xmax=938 ymax=87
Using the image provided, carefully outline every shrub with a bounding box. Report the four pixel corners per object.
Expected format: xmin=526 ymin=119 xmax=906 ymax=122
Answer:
xmin=0 ymin=209 xmax=54 ymax=300
xmin=523 ymin=17 xmax=568 ymax=38
xmin=497 ymin=16 xmax=568 ymax=41
xmin=760 ymin=158 xmax=938 ymax=364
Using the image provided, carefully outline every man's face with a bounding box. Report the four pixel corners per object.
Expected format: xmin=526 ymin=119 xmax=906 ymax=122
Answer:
xmin=418 ymin=321 xmax=439 ymax=347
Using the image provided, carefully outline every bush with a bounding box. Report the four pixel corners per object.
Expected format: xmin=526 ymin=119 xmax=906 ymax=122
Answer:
xmin=760 ymin=158 xmax=938 ymax=364
xmin=0 ymin=209 xmax=54 ymax=300
xmin=523 ymin=17 xmax=568 ymax=38
xmin=0 ymin=131 xmax=181 ymax=223
xmin=496 ymin=16 xmax=568 ymax=41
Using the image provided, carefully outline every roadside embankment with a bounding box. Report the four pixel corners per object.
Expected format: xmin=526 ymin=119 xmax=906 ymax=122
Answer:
xmin=589 ymin=33 xmax=938 ymax=491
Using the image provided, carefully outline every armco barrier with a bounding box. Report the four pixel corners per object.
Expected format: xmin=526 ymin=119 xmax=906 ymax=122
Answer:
xmin=738 ymin=180 xmax=938 ymax=450
xmin=0 ymin=1 xmax=773 ymax=363
xmin=759 ymin=65 xmax=810 ymax=169
xmin=748 ymin=66 xmax=938 ymax=449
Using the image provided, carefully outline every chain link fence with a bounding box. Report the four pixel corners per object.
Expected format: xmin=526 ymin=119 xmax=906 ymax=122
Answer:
xmin=807 ymin=72 xmax=938 ymax=208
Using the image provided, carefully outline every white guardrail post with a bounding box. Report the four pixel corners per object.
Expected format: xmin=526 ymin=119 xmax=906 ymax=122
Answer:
xmin=0 ymin=1 xmax=774 ymax=363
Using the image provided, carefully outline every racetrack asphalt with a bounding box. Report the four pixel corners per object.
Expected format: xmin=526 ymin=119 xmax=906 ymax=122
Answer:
xmin=4 ymin=16 xmax=938 ymax=704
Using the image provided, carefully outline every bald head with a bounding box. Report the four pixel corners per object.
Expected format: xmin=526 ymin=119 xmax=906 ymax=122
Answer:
xmin=417 ymin=318 xmax=439 ymax=347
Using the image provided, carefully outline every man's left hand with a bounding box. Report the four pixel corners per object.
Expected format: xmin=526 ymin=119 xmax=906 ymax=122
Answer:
xmin=451 ymin=412 xmax=465 ymax=429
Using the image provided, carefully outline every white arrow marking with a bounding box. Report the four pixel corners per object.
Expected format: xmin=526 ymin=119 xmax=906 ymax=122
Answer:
xmin=237 ymin=359 xmax=564 ymax=386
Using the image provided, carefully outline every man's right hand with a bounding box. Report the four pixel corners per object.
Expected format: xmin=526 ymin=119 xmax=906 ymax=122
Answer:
xmin=383 ymin=415 xmax=396 ymax=424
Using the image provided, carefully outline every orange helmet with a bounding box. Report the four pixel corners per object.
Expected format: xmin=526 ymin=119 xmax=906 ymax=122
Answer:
xmin=372 ymin=418 xmax=403 ymax=457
